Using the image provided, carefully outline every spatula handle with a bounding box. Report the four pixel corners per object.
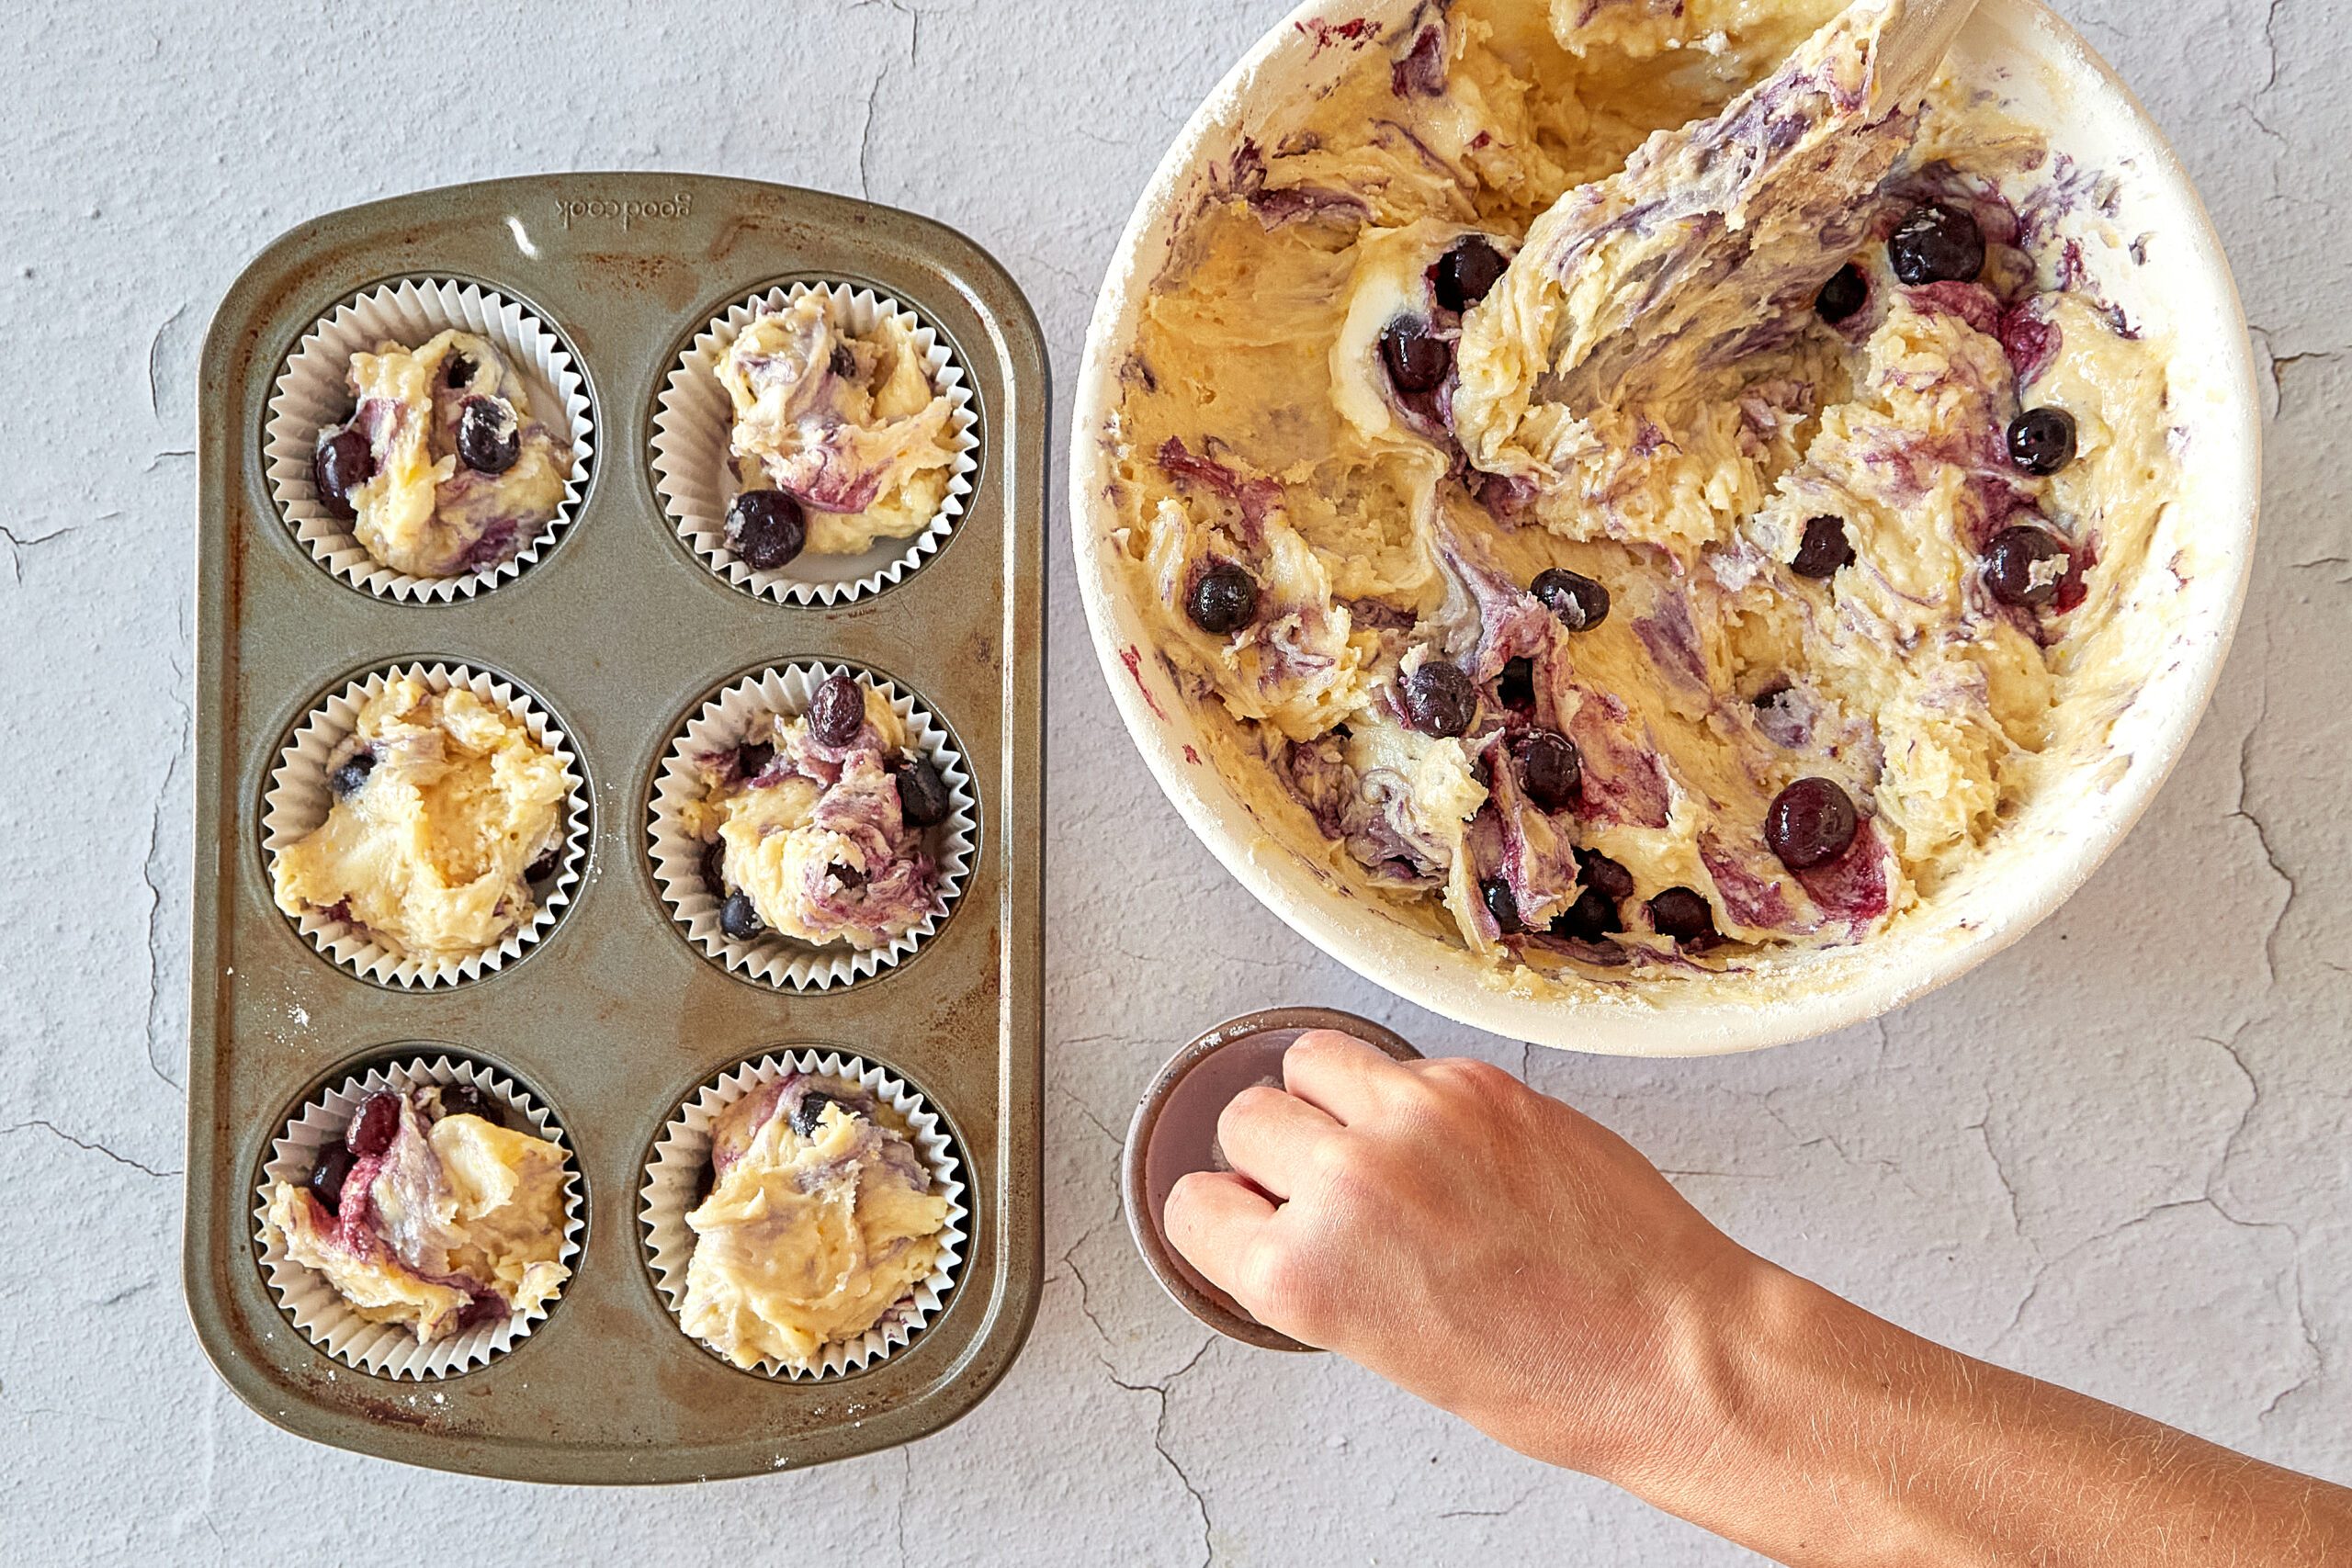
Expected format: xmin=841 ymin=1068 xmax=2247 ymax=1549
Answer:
xmin=1873 ymin=0 xmax=1983 ymax=106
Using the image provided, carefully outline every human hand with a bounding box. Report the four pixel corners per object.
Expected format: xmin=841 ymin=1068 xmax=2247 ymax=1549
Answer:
xmin=1161 ymin=1029 xmax=1764 ymax=1483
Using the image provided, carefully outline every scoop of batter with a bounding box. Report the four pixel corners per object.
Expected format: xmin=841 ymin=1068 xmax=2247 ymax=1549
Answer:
xmin=264 ymin=1085 xmax=571 ymax=1343
xmin=1109 ymin=0 xmax=2174 ymax=974
xmin=272 ymin=677 xmax=570 ymax=961
xmin=311 ymin=329 xmax=571 ymax=579
xmin=688 ymin=674 xmax=947 ymax=952
xmin=720 ymin=295 xmax=961 ymax=556
xmin=679 ymin=1073 xmax=950 ymax=1371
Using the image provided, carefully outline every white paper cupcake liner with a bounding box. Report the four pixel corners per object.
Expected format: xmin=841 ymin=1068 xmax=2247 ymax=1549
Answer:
xmin=651 ymin=281 xmax=979 ymax=604
xmin=648 ymin=663 xmax=975 ymax=990
xmin=263 ymin=661 xmax=588 ymax=988
xmin=639 ymin=1050 xmax=967 ymax=1380
xmin=254 ymin=1054 xmax=585 ymax=1381
xmin=265 ymin=277 xmax=596 ymax=603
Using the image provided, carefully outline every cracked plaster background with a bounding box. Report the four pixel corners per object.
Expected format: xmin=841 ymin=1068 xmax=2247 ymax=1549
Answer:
xmin=0 ymin=0 xmax=2344 ymax=1562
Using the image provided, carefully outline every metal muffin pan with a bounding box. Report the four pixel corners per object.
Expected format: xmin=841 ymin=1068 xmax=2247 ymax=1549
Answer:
xmin=185 ymin=174 xmax=1046 ymax=1483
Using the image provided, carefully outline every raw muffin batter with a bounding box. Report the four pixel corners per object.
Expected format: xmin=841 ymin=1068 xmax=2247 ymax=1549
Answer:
xmin=272 ymin=676 xmax=570 ymax=962
xmin=719 ymin=294 xmax=961 ymax=561
xmin=263 ymin=1084 xmax=571 ymax=1343
xmin=688 ymin=672 xmax=951 ymax=952
xmin=679 ymin=1073 xmax=950 ymax=1371
xmin=1108 ymin=0 xmax=2174 ymax=973
xmin=311 ymin=329 xmax=571 ymax=578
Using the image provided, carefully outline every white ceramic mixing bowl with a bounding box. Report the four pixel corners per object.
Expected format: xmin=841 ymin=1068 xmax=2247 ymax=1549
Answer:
xmin=1070 ymin=0 xmax=2258 ymax=1056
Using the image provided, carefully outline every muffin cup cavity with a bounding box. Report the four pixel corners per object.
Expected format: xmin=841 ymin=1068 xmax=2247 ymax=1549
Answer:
xmin=650 ymin=282 xmax=979 ymax=605
xmin=266 ymin=277 xmax=595 ymax=603
xmin=648 ymin=663 xmax=975 ymax=990
xmin=254 ymin=1053 xmax=585 ymax=1381
xmin=639 ymin=1050 xmax=967 ymax=1381
xmin=262 ymin=661 xmax=588 ymax=989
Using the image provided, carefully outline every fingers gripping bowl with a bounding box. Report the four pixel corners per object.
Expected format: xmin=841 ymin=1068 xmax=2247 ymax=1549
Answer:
xmin=1071 ymin=0 xmax=2257 ymax=1056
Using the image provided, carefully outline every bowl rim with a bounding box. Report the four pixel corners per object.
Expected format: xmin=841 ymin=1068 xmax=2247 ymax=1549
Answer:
xmin=1068 ymin=0 xmax=2261 ymax=1057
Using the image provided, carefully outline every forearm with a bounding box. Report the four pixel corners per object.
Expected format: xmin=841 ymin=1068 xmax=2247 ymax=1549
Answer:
xmin=1167 ymin=1041 xmax=2352 ymax=1565
xmin=1609 ymin=1262 xmax=2352 ymax=1567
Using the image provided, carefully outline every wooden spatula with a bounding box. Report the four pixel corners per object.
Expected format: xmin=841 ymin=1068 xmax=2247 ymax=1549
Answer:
xmin=1871 ymin=0 xmax=1983 ymax=113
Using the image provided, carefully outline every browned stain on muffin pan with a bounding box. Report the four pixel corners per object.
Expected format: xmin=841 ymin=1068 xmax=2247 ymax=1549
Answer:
xmin=578 ymin=250 xmax=700 ymax=311
xmin=186 ymin=174 xmax=1046 ymax=1483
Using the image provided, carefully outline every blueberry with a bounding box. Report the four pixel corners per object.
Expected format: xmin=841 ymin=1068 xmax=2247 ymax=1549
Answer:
xmin=791 ymin=1090 xmax=847 ymax=1137
xmin=347 ymin=1092 xmax=401 ymax=1159
xmin=442 ymin=352 xmax=477 ymax=389
xmin=806 ymin=674 xmax=866 ymax=748
xmin=1549 ymin=886 xmax=1623 ymax=943
xmin=736 ymin=739 xmax=776 ymax=781
xmin=1380 ymin=318 xmax=1453 ymax=393
xmin=1815 ymin=263 xmax=1868 ymax=323
xmin=1577 ymin=849 xmax=1636 ymax=902
xmin=311 ymin=427 xmax=375 ymax=520
xmin=328 ymin=750 xmax=375 ymax=799
xmin=1187 ymin=561 xmax=1260 ymax=636
xmin=701 ymin=838 xmax=729 ymax=896
xmin=830 ymin=344 xmax=857 ymax=379
xmin=524 ymin=845 xmax=560 ymax=885
xmin=1433 ymin=236 xmax=1509 ymax=313
xmin=828 ymin=861 xmax=868 ymax=890
xmin=1481 ymin=877 xmax=1523 ymax=935
xmin=1647 ymin=887 xmax=1718 ymax=943
xmin=1791 ymin=515 xmax=1855 ymax=580
xmin=1401 ymin=659 xmax=1476 ymax=739
xmin=307 ymin=1142 xmax=356 ymax=1214
xmin=439 ymin=1082 xmax=503 ymax=1126
xmin=1515 ymin=730 xmax=1582 ymax=812
xmin=726 ymin=490 xmax=808 ymax=571
xmin=720 ymin=890 xmax=764 ymax=940
xmin=1889 ymin=202 xmax=1985 ymax=286
xmin=1531 ymin=569 xmax=1610 ymax=632
xmin=455 ymin=396 xmax=521 ymax=474
xmin=1766 ymin=777 xmax=1860 ymax=871
xmin=2007 ymin=408 xmax=2078 ymax=476
xmin=454 ymin=1294 xmax=508 ymax=1331
xmin=892 ymin=753 xmax=952 ymax=828
xmin=1497 ymin=657 xmax=1536 ymax=711
xmin=1983 ymin=525 xmax=2071 ymax=608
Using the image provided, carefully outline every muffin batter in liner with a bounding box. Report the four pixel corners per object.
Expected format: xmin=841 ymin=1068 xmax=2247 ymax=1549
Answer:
xmin=639 ymin=1050 xmax=966 ymax=1381
xmin=648 ymin=663 xmax=975 ymax=990
xmin=254 ymin=1054 xmax=583 ymax=1381
xmin=651 ymin=282 xmax=979 ymax=604
xmin=263 ymin=661 xmax=587 ymax=988
xmin=266 ymin=277 xmax=594 ymax=603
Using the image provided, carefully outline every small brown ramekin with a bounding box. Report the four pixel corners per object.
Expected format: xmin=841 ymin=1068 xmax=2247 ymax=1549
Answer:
xmin=1120 ymin=1007 xmax=1421 ymax=1352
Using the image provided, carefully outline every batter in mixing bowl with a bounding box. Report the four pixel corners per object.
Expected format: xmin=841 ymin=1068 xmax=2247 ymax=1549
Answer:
xmin=1107 ymin=0 xmax=2175 ymax=973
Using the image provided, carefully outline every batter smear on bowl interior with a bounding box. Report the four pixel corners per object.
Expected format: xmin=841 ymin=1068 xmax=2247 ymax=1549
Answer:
xmin=1109 ymin=0 xmax=2177 ymax=973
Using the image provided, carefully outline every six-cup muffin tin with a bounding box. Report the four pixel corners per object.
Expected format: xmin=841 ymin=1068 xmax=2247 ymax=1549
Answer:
xmin=184 ymin=175 xmax=1045 ymax=1483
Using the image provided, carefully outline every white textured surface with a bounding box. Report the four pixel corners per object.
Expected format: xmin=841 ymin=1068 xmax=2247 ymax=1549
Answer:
xmin=0 ymin=1 xmax=2340 ymax=1562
